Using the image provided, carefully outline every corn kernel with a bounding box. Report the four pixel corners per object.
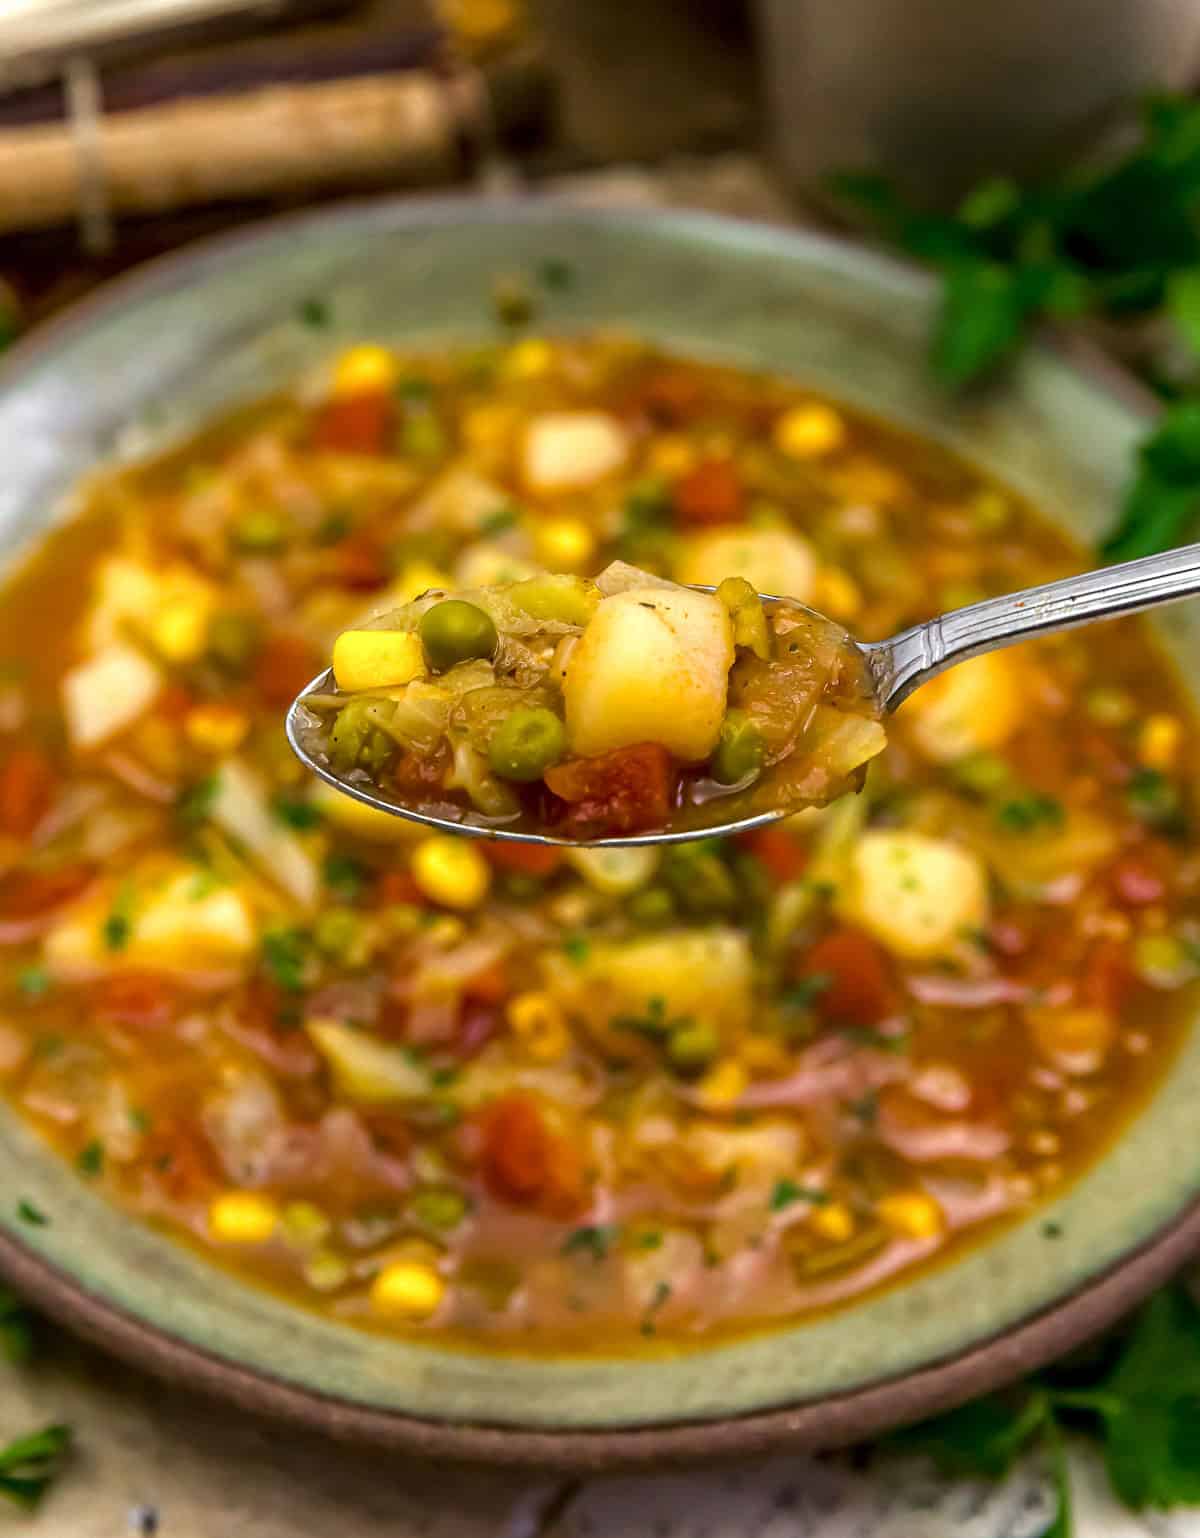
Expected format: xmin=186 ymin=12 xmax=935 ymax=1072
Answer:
xmin=392 ymin=561 xmax=455 ymax=605
xmin=369 ymin=1260 xmax=446 ymax=1318
xmin=281 ymin=1200 xmax=331 ymax=1248
xmin=461 ymin=403 xmax=517 ymax=457
xmin=815 ymin=566 xmax=862 ymax=621
xmin=741 ymin=1035 xmax=791 ymax=1075
xmin=209 ymin=1190 xmax=279 ymax=1244
xmin=147 ymin=598 xmax=210 ymax=663
xmin=809 ymin=1201 xmax=855 ymax=1242
xmin=304 ymin=1249 xmax=350 ymax=1292
xmin=185 ymin=704 xmax=250 ymax=756
xmin=774 ymin=403 xmax=846 ymax=460
xmin=332 ymin=344 xmax=397 ymax=398
xmin=1138 ymin=714 xmax=1182 ymax=771
xmin=876 ymin=1190 xmax=944 ymax=1240
xmin=695 ymin=1058 xmax=748 ymax=1110
xmin=411 ymin=836 xmax=491 ymax=910
xmin=505 ymin=338 xmax=553 ymax=379
xmin=332 ymin=629 xmax=425 ymax=692
xmin=507 ymin=992 xmax=570 ymax=1061
xmin=647 ymin=435 xmax=696 ymax=479
xmin=534 ymin=517 xmax=596 ymax=572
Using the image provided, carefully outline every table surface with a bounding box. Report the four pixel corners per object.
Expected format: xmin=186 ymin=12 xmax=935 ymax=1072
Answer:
xmin=4 ymin=154 xmax=1198 ymax=1538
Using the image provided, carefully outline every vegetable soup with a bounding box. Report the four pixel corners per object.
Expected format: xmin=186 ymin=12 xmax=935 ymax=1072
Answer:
xmin=0 ymin=334 xmax=1195 ymax=1349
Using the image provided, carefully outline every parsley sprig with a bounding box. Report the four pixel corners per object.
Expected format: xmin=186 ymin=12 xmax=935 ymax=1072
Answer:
xmin=889 ymin=1282 xmax=1200 ymax=1531
xmin=835 ymin=94 xmax=1200 ymax=559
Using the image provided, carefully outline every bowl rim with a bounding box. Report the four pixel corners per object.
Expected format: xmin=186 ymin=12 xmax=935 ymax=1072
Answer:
xmin=0 ymin=192 xmax=1184 ymax=1469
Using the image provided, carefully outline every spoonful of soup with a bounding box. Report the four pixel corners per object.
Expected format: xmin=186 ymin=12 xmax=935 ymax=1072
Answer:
xmin=286 ymin=544 xmax=1200 ymax=847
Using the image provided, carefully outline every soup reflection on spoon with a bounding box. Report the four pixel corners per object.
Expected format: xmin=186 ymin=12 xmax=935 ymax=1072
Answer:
xmin=287 ymin=544 xmax=1200 ymax=848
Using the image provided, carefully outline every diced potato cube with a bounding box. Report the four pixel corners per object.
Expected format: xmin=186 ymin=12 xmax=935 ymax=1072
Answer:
xmin=331 ymin=344 xmax=397 ymax=398
xmin=62 ymin=643 xmax=163 ymax=750
xmin=564 ymin=586 xmax=734 ymax=762
xmin=675 ymin=529 xmax=818 ymax=605
xmin=569 ymin=928 xmax=753 ymax=1036
xmin=522 ymin=412 xmax=629 ymax=495
xmin=332 ymin=629 xmax=425 ymax=691
xmin=44 ymin=866 xmax=256 ymax=977
xmin=840 ymin=830 xmax=988 ymax=960
xmin=900 ymin=652 xmax=1022 ymax=763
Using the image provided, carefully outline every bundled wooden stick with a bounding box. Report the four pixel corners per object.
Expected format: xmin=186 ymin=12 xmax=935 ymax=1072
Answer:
xmin=0 ymin=67 xmax=488 ymax=235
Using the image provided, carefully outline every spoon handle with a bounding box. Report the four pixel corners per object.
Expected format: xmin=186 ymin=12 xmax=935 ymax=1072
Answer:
xmin=866 ymin=542 xmax=1200 ymax=711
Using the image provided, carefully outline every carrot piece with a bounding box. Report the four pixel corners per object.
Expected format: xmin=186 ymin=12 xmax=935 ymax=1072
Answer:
xmin=333 ymin=533 xmax=391 ymax=592
xmin=91 ymin=971 xmax=178 ymax=1030
xmin=0 ymin=862 xmax=94 ymax=943
xmin=463 ymin=958 xmax=510 ymax=1006
xmin=0 ymin=747 xmax=55 ymax=840
xmin=374 ymin=870 xmax=426 ymax=908
xmin=673 ymin=458 xmax=745 ymax=526
xmin=477 ymin=1092 xmax=586 ymax=1218
xmin=311 ymin=392 xmax=393 ymax=455
xmin=797 ymin=926 xmax=895 ymax=1026
xmin=1080 ymin=936 xmax=1134 ymax=1014
xmin=738 ymin=825 xmax=808 ymax=884
xmin=483 ymin=842 xmax=564 ymax=878
xmin=253 ymin=633 xmax=320 ymax=706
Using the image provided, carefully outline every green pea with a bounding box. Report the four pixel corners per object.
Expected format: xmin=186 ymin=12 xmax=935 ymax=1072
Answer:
xmin=232 ymin=509 xmax=288 ymax=553
xmin=329 ymin=698 xmax=394 ymax=773
xmin=206 ymin=610 xmax=261 ymax=672
xmin=487 ymin=707 xmax=566 ymax=782
xmin=401 ymin=410 xmax=445 ymax=462
xmin=711 ymin=710 xmax=765 ymax=786
xmin=666 ymin=1020 xmax=720 ymax=1074
xmin=313 ymin=907 xmax=368 ymax=965
xmin=419 ymin=600 xmax=498 ymax=671
xmin=627 ymin=887 xmax=677 ymax=928
xmin=410 ymin=1186 xmax=469 ymax=1231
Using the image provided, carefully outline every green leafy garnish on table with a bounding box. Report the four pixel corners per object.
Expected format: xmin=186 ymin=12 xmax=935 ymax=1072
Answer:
xmin=835 ymin=94 xmax=1200 ymax=558
xmin=890 ymin=1282 xmax=1200 ymax=1534
xmin=0 ymin=1424 xmax=71 ymax=1512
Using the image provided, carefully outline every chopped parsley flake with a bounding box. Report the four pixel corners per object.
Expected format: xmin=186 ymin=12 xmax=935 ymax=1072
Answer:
xmin=297 ymin=297 xmax=330 ymax=328
xmin=561 ymin=1225 xmax=617 ymax=1261
xmin=261 ymin=929 xmax=309 ymax=993
xmin=15 ymin=967 xmax=51 ymax=1000
xmin=16 ymin=1200 xmax=47 ymax=1227
xmin=75 ymin=1141 xmax=104 ymax=1178
xmin=562 ymin=934 xmax=590 ymax=965
xmin=271 ymin=794 xmax=322 ymax=831
xmin=770 ymin=1179 xmax=831 ymax=1212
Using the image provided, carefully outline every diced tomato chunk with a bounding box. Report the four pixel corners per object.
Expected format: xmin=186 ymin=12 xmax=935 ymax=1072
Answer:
xmin=797 ymin=926 xmax=895 ymax=1026
xmin=0 ymin=862 xmax=94 ymax=943
xmin=544 ymin=743 xmax=674 ymax=836
xmin=637 ymin=367 xmax=705 ymax=424
xmin=91 ymin=971 xmax=178 ymax=1030
xmin=483 ymin=841 xmax=564 ymax=879
xmin=738 ymin=824 xmax=808 ymax=884
xmin=463 ymin=958 xmax=510 ymax=1005
xmin=156 ymin=685 xmax=195 ymax=723
xmin=673 ymin=458 xmax=745 ymax=526
xmin=311 ymin=392 xmax=393 ymax=456
xmin=253 ymin=633 xmax=320 ymax=706
xmin=374 ymin=870 xmax=426 ymax=907
xmin=477 ymin=1091 xmax=586 ymax=1218
xmin=333 ymin=533 xmax=391 ymax=592
xmin=392 ymin=741 xmax=451 ymax=797
xmin=0 ymin=747 xmax=55 ymax=840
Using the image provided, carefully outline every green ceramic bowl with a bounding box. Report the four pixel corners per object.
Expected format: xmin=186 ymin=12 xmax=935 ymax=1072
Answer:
xmin=0 ymin=201 xmax=1196 ymax=1467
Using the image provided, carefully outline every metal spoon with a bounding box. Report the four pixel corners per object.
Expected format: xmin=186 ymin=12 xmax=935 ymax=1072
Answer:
xmin=286 ymin=542 xmax=1200 ymax=849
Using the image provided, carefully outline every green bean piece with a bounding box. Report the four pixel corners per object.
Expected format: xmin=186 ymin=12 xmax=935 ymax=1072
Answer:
xmin=711 ymin=710 xmax=765 ymax=786
xmin=410 ymin=1187 xmax=469 ymax=1231
xmin=488 ymin=707 xmax=567 ymax=782
xmin=666 ymin=1020 xmax=720 ymax=1074
xmin=419 ymin=600 xmax=498 ymax=671
xmin=232 ymin=509 xmax=288 ymax=553
xmin=206 ymin=610 xmax=261 ymax=672
xmin=329 ymin=698 xmax=394 ymax=774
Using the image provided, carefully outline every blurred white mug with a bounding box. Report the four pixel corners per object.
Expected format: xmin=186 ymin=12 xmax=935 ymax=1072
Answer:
xmin=757 ymin=0 xmax=1200 ymax=205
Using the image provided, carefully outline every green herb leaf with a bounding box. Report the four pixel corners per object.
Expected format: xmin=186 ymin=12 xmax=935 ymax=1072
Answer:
xmin=769 ymin=1178 xmax=830 ymax=1212
xmin=889 ymin=1389 xmax=1050 ymax=1478
xmin=261 ymin=929 xmax=309 ymax=993
xmin=932 ymin=261 xmax=1032 ymax=388
xmin=562 ymin=935 xmax=590 ymax=965
xmin=15 ymin=967 xmax=51 ymax=1000
xmin=102 ymin=880 xmax=135 ymax=953
xmin=479 ymin=505 xmax=519 ymax=536
xmin=561 ymin=1225 xmax=617 ymax=1261
xmin=0 ymin=1288 xmax=34 ymax=1365
xmin=75 ymin=1141 xmax=104 ymax=1178
xmin=1167 ymin=266 xmax=1200 ymax=352
xmin=176 ymin=774 xmax=219 ymax=829
xmin=780 ymin=974 xmax=831 ymax=1011
xmin=323 ymin=853 xmax=365 ymax=902
xmin=16 ymin=1200 xmax=47 ymax=1227
xmin=271 ymin=794 xmax=322 ymax=831
xmin=994 ymin=793 xmax=1065 ymax=832
xmin=0 ymin=1423 xmax=71 ymax=1511
xmin=297 ymin=297 xmax=330 ymax=328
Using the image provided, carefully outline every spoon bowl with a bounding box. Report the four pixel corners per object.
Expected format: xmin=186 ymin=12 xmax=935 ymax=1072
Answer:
xmin=286 ymin=543 xmax=1200 ymax=847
